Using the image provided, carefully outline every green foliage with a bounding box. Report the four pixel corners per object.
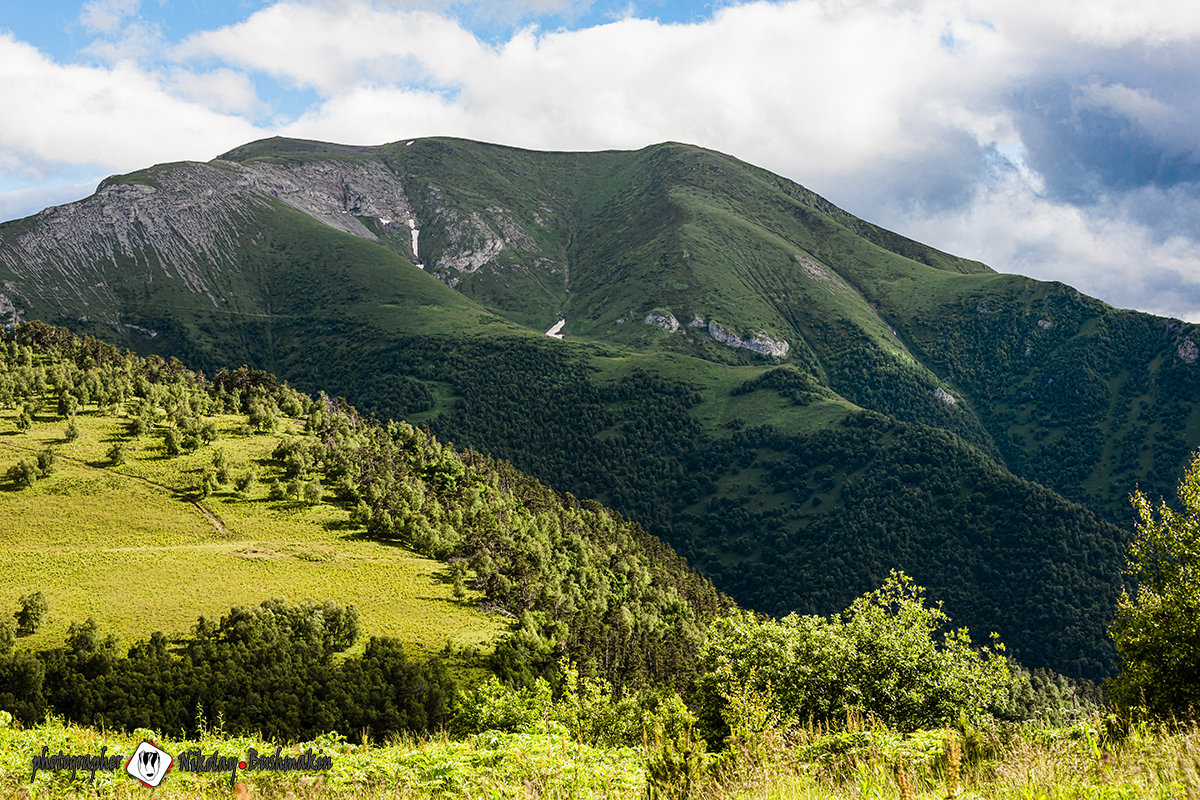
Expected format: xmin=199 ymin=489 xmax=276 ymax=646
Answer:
xmin=696 ymin=572 xmax=1010 ymax=736
xmin=162 ymin=426 xmax=180 ymax=456
xmin=451 ymin=661 xmax=695 ymax=749
xmin=4 ymin=138 xmax=1186 ymax=686
xmin=999 ymin=665 xmax=1105 ymax=726
xmin=1108 ymin=449 xmax=1200 ymax=718
xmin=16 ymin=591 xmax=48 ymax=634
xmin=234 ymin=468 xmax=256 ymax=497
xmin=35 ymin=447 xmax=55 ymax=478
xmin=0 ymin=599 xmax=448 ymax=741
xmin=63 ymin=418 xmax=79 ymax=442
xmin=6 ymin=458 xmax=37 ymax=488
xmin=105 ymin=443 xmax=124 ymax=465
xmin=303 ymin=477 xmax=324 ymax=505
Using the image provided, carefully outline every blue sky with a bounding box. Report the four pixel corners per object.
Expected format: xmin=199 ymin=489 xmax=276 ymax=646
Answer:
xmin=3 ymin=0 xmax=1200 ymax=321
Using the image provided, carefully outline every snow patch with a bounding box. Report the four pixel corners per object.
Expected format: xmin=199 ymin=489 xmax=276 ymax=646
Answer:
xmin=408 ymin=219 xmax=421 ymax=267
xmin=546 ymin=318 xmax=566 ymax=339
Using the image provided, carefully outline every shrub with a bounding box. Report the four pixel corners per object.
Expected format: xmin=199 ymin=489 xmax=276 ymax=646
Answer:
xmin=7 ymin=458 xmax=37 ymax=488
xmin=16 ymin=591 xmax=48 ymax=634
xmin=35 ymin=447 xmax=55 ymax=478
xmin=695 ymin=571 xmax=1010 ymax=737
xmin=1108 ymin=448 xmax=1200 ymax=717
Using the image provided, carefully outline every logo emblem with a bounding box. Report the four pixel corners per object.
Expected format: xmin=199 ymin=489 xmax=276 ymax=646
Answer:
xmin=126 ymin=740 xmax=173 ymax=788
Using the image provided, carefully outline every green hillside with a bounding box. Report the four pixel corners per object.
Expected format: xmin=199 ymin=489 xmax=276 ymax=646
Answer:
xmin=0 ymin=324 xmax=726 ymax=703
xmin=0 ymin=410 xmax=503 ymax=658
xmin=1 ymin=137 xmax=1198 ymax=678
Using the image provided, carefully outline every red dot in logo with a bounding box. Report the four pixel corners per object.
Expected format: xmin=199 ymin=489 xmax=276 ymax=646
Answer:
xmin=239 ymin=762 xmax=247 ymax=770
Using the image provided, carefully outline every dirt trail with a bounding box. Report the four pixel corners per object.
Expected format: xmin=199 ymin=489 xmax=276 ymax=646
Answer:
xmin=0 ymin=440 xmax=234 ymax=537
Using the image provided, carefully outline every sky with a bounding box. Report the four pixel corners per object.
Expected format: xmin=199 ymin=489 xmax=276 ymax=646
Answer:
xmin=3 ymin=1 xmax=1200 ymax=321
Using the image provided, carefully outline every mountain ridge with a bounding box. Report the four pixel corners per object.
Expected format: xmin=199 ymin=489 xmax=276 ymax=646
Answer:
xmin=1 ymin=135 xmax=1197 ymax=678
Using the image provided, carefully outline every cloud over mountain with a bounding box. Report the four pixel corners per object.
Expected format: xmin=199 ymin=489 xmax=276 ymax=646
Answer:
xmin=3 ymin=0 xmax=1200 ymax=318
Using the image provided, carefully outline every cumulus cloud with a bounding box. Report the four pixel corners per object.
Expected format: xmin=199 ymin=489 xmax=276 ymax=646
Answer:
xmin=6 ymin=0 xmax=1200 ymax=319
xmin=79 ymin=0 xmax=141 ymax=35
xmin=889 ymin=169 xmax=1200 ymax=321
xmin=0 ymin=33 xmax=262 ymax=176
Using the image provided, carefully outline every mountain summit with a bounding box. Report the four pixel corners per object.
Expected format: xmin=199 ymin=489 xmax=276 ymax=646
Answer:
xmin=2 ymin=136 xmax=1198 ymax=678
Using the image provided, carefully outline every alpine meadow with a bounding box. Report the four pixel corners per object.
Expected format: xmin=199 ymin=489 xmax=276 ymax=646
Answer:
xmin=0 ymin=136 xmax=1199 ymax=798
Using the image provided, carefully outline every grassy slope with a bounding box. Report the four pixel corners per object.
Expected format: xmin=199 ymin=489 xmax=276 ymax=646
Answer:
xmin=0 ymin=406 xmax=502 ymax=657
xmin=4 ymin=136 xmax=1196 ymax=677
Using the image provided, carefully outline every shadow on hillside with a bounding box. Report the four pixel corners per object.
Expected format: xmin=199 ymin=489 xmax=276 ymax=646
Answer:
xmin=323 ymin=518 xmax=358 ymax=533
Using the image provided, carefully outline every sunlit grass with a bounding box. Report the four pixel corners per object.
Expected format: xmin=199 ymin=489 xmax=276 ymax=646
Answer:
xmin=0 ymin=405 xmax=504 ymax=657
xmin=5 ymin=716 xmax=1200 ymax=799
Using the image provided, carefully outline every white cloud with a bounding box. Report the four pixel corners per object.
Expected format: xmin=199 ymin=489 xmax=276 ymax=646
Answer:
xmin=889 ymin=170 xmax=1200 ymax=322
xmin=8 ymin=0 xmax=1200 ymax=319
xmin=176 ymin=4 xmax=488 ymax=96
xmin=167 ymin=68 xmax=263 ymax=116
xmin=82 ymin=20 xmax=167 ymax=64
xmin=0 ymin=179 xmax=106 ymax=224
xmin=0 ymin=33 xmax=263 ymax=175
xmin=80 ymin=0 xmax=141 ymax=35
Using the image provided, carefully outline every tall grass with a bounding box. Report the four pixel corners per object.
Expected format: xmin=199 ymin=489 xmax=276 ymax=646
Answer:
xmin=5 ymin=714 xmax=1200 ymax=798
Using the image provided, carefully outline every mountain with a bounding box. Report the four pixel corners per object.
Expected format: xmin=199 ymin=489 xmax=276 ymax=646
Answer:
xmin=2 ymin=136 xmax=1198 ymax=678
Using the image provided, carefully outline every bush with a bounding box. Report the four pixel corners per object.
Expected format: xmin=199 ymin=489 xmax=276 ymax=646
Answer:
xmin=695 ymin=571 xmax=1010 ymax=737
xmin=303 ymin=478 xmax=324 ymax=505
xmin=0 ymin=619 xmax=15 ymax=654
xmin=1108 ymin=448 xmax=1200 ymax=717
xmin=16 ymin=591 xmax=48 ymax=634
xmin=35 ymin=448 xmax=55 ymax=478
xmin=7 ymin=458 xmax=37 ymax=488
xmin=234 ymin=469 xmax=257 ymax=497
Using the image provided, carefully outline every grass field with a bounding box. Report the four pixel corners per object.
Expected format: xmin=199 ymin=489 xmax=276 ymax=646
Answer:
xmin=6 ymin=714 xmax=1200 ymax=799
xmin=0 ymin=405 xmax=505 ymax=658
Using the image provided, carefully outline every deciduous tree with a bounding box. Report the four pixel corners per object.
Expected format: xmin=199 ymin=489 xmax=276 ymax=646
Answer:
xmin=1109 ymin=449 xmax=1200 ymax=717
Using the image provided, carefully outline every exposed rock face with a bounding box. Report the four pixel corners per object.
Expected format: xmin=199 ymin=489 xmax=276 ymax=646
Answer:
xmin=933 ymin=387 xmax=956 ymax=405
xmin=644 ymin=311 xmax=681 ymax=332
xmin=418 ymin=193 xmax=539 ymax=286
xmin=0 ymin=288 xmax=23 ymax=326
xmin=237 ymin=159 xmax=420 ymax=248
xmin=795 ymin=253 xmax=851 ymax=295
xmin=1179 ymin=336 xmax=1198 ymax=364
xmin=707 ymin=321 xmax=789 ymax=357
xmin=0 ymin=165 xmax=266 ymax=322
xmin=0 ymin=158 xmax=433 ymax=324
